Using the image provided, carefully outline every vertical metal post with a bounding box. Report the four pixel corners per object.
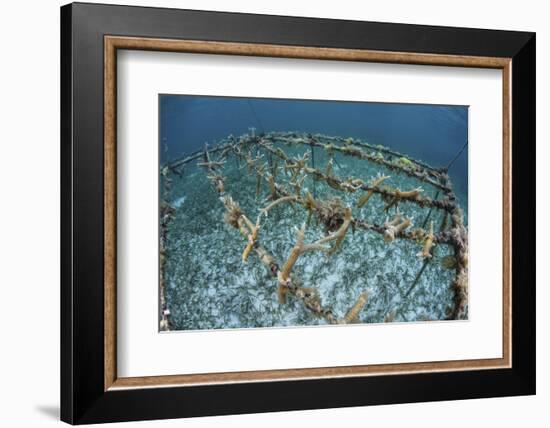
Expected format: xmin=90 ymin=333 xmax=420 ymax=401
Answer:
xmin=310 ymin=143 xmax=316 ymax=198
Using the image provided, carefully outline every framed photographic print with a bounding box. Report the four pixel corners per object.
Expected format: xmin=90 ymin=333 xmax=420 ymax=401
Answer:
xmin=60 ymin=2 xmax=535 ymax=424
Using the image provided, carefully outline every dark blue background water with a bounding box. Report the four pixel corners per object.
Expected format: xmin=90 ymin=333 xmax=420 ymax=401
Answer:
xmin=160 ymin=95 xmax=468 ymax=199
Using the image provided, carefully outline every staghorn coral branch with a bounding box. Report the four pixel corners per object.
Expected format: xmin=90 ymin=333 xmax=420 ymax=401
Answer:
xmin=325 ymin=158 xmax=334 ymax=177
xmin=266 ymin=174 xmax=281 ymax=200
xmin=396 ymin=187 xmax=424 ymax=198
xmin=289 ymin=174 xmax=306 ymax=196
xmin=279 ymin=224 xmax=308 ymax=283
xmin=377 ymin=186 xmax=446 ymax=210
xmin=202 ymin=158 xmax=274 ymax=274
xmin=315 ymin=207 xmax=352 ymax=254
xmin=242 ymin=220 xmax=260 ymax=263
xmin=351 ymin=219 xmax=448 ymax=244
xmin=229 ymin=210 xmax=279 ymax=275
xmin=254 ymin=245 xmax=279 ymax=276
xmin=285 ymin=152 xmax=310 ymax=173
xmin=383 ymin=212 xmax=413 ymax=242
xmin=277 ymin=282 xmax=288 ymax=304
xmin=272 ymin=227 xmax=339 ymax=320
xmin=280 ymin=207 xmax=353 ymax=284
xmin=343 ymin=291 xmax=368 ymax=323
xmin=222 ymin=196 xmax=243 ymax=228
xmin=240 ymin=214 xmax=256 ymax=233
xmin=255 ymin=163 xmax=266 ymax=197
xmin=303 ymin=191 xmax=319 ymax=211
xmin=417 ymin=221 xmax=435 ymax=258
xmin=357 ymin=174 xmax=390 ymax=208
xmin=395 ymin=218 xmax=412 ymax=233
xmin=258 ymin=195 xmax=298 ymax=218
xmin=244 ymin=151 xmax=264 ymax=173
xmin=206 ymin=173 xmax=225 ymax=194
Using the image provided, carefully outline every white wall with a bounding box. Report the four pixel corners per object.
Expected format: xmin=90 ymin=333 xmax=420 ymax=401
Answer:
xmin=0 ymin=0 xmax=545 ymax=427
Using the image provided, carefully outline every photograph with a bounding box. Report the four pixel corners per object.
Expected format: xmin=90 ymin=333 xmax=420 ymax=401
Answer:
xmin=158 ymin=95 xmax=469 ymax=332
xmin=53 ymin=1 xmax=536 ymax=425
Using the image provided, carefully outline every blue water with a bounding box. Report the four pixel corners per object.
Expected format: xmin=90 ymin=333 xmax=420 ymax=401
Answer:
xmin=160 ymin=95 xmax=468 ymax=199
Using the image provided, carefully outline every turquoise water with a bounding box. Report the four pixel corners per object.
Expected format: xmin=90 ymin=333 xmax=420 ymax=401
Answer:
xmin=160 ymin=95 xmax=468 ymax=331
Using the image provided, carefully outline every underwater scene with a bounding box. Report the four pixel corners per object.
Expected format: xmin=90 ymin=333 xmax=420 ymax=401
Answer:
xmin=159 ymin=95 xmax=469 ymax=332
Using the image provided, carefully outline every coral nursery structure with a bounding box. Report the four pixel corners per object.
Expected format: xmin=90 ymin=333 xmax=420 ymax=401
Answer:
xmin=160 ymin=130 xmax=468 ymax=331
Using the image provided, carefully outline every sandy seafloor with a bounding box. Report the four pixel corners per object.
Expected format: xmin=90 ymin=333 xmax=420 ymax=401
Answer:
xmin=163 ymin=141 xmax=468 ymax=331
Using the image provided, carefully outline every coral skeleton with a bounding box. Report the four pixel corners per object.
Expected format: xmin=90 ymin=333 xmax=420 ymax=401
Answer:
xmin=259 ymin=195 xmax=298 ymax=218
xmin=357 ymin=173 xmax=390 ymax=208
xmin=343 ymin=292 xmax=369 ymax=323
xmin=396 ymin=187 xmax=424 ymax=198
xmin=241 ymin=220 xmax=260 ymax=263
xmin=160 ymin=130 xmax=469 ymax=329
xmin=417 ymin=221 xmax=435 ymax=258
xmin=383 ymin=211 xmax=413 ymax=242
